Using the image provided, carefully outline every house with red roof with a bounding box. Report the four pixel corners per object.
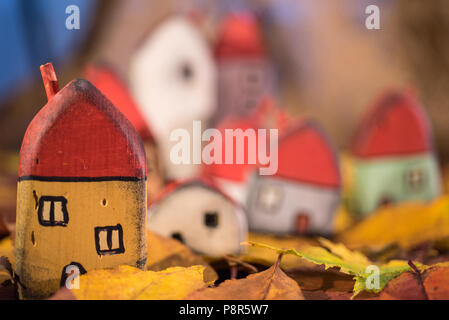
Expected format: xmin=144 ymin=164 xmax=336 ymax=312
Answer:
xmin=129 ymin=15 xmax=216 ymax=180
xmin=147 ymin=178 xmax=247 ymax=257
xmin=246 ymin=120 xmax=341 ymax=235
xmin=211 ymin=11 xmax=276 ymax=126
xmin=15 ymin=63 xmax=147 ymax=299
xmin=348 ymin=90 xmax=441 ymax=216
xmin=202 ymin=99 xmax=289 ymax=206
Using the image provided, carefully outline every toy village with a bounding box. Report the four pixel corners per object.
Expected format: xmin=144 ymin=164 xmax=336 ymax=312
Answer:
xmin=1 ymin=1 xmax=449 ymax=300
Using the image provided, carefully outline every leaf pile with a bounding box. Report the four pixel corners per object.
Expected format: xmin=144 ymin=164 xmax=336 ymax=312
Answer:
xmin=244 ymin=238 xmax=413 ymax=297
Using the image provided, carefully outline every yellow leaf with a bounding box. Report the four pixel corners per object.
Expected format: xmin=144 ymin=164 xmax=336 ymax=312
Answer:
xmin=0 ymin=237 xmax=13 ymax=265
xmin=72 ymin=265 xmax=206 ymax=300
xmin=240 ymin=232 xmax=317 ymax=270
xmin=340 ymin=196 xmax=449 ymax=250
xmin=146 ymin=230 xmax=218 ymax=283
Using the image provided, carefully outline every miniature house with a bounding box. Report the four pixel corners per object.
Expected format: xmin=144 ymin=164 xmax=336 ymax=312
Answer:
xmin=348 ymin=91 xmax=441 ymax=216
xmin=202 ymin=100 xmax=290 ymax=206
xmin=84 ymin=64 xmax=164 ymax=205
xmin=246 ymin=121 xmax=341 ymax=235
xmin=147 ymin=178 xmax=248 ymax=257
xmin=15 ymin=64 xmax=147 ymax=299
xmin=211 ymin=11 xmax=276 ymax=126
xmin=129 ymin=16 xmax=216 ymax=180
xmin=201 ymin=117 xmax=258 ymax=206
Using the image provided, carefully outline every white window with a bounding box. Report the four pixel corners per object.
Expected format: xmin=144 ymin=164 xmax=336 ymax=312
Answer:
xmin=94 ymin=224 xmax=125 ymax=255
xmin=405 ymin=168 xmax=426 ymax=191
xmin=257 ymin=184 xmax=283 ymax=212
xmin=38 ymin=196 xmax=69 ymax=226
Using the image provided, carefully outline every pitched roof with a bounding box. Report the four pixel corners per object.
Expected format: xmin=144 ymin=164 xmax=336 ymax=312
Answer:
xmin=202 ymin=100 xmax=291 ymax=182
xmin=274 ymin=120 xmax=341 ymax=188
xmin=150 ymin=176 xmax=237 ymax=207
xmin=215 ymin=11 xmax=266 ymax=60
xmin=351 ymin=90 xmax=433 ymax=158
xmin=19 ymin=79 xmax=146 ymax=179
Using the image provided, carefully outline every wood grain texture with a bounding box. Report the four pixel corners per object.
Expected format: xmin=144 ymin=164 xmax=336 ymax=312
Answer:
xmin=16 ymin=68 xmax=147 ymax=299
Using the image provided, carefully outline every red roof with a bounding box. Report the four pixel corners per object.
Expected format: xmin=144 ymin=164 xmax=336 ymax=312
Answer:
xmin=202 ymin=117 xmax=258 ymax=182
xmin=150 ymin=176 xmax=237 ymax=207
xmin=274 ymin=121 xmax=341 ymax=188
xmin=202 ymin=100 xmax=292 ymax=182
xmin=351 ymin=90 xmax=433 ymax=157
xmin=215 ymin=11 xmax=266 ymax=60
xmin=19 ymin=79 xmax=146 ymax=179
xmin=84 ymin=64 xmax=154 ymax=142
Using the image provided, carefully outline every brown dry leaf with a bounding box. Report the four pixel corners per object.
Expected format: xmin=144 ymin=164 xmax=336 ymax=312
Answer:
xmin=380 ymin=266 xmax=449 ymax=300
xmin=0 ymin=256 xmax=13 ymax=285
xmin=240 ymin=232 xmax=318 ymax=270
xmin=340 ymin=197 xmax=449 ymax=251
xmin=187 ymin=256 xmax=304 ymax=300
xmin=72 ymin=265 xmax=207 ymax=300
xmin=146 ymin=230 xmax=218 ymax=283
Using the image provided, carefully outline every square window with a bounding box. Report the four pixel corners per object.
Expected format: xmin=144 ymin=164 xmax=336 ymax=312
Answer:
xmin=38 ymin=196 xmax=69 ymax=226
xmin=94 ymin=224 xmax=125 ymax=255
xmin=257 ymin=184 xmax=283 ymax=212
xmin=405 ymin=168 xmax=426 ymax=191
xmin=204 ymin=212 xmax=219 ymax=228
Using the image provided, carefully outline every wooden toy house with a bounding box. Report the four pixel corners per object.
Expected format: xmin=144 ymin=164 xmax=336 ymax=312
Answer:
xmin=129 ymin=16 xmax=216 ymax=180
xmin=147 ymin=178 xmax=248 ymax=257
xmin=348 ymin=90 xmax=441 ymax=216
xmin=15 ymin=63 xmax=147 ymax=299
xmin=202 ymin=99 xmax=289 ymax=206
xmin=211 ymin=11 xmax=275 ymax=126
xmin=246 ymin=120 xmax=341 ymax=235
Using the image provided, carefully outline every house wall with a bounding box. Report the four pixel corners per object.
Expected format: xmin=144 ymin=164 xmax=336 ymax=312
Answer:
xmin=246 ymin=175 xmax=340 ymax=235
xmin=15 ymin=179 xmax=146 ymax=299
xmin=212 ymin=58 xmax=276 ymax=126
xmin=350 ymin=153 xmax=441 ymax=217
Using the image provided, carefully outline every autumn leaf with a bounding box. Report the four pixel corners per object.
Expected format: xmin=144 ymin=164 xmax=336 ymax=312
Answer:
xmin=340 ymin=196 xmax=449 ymax=251
xmin=146 ymin=230 xmax=218 ymax=283
xmin=0 ymin=257 xmax=12 ymax=285
xmin=380 ymin=266 xmax=449 ymax=300
xmin=244 ymin=238 xmax=413 ymax=297
xmin=71 ymin=265 xmax=207 ymax=300
xmin=187 ymin=255 xmax=304 ymax=300
xmin=240 ymin=232 xmax=318 ymax=270
xmin=0 ymin=237 xmax=13 ymax=265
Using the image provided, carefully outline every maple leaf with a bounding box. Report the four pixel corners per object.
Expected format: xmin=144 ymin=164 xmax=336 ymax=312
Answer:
xmin=340 ymin=196 xmax=449 ymax=251
xmin=187 ymin=255 xmax=304 ymax=300
xmin=146 ymin=230 xmax=218 ymax=283
xmin=244 ymin=238 xmax=413 ymax=297
xmin=70 ymin=265 xmax=207 ymax=300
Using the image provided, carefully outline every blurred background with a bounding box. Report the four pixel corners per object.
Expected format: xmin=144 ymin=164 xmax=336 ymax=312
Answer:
xmin=1 ymin=0 xmax=449 ymax=235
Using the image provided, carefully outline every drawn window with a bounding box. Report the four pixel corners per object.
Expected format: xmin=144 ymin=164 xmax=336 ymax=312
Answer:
xmin=204 ymin=211 xmax=219 ymax=228
xmin=405 ymin=168 xmax=426 ymax=191
xmin=38 ymin=196 xmax=69 ymax=227
xmin=94 ymin=224 xmax=125 ymax=255
xmin=257 ymin=184 xmax=283 ymax=213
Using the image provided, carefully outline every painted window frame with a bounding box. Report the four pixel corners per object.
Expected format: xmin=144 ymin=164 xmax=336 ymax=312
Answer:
xmin=94 ymin=224 xmax=125 ymax=255
xmin=37 ymin=196 xmax=69 ymax=227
